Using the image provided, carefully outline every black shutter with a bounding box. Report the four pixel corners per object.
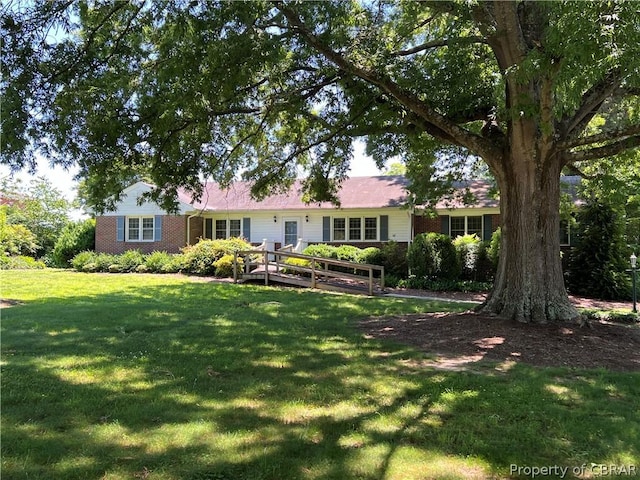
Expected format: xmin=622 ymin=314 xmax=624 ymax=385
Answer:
xmin=380 ymin=215 xmax=389 ymax=241
xmin=482 ymin=214 xmax=493 ymax=242
xmin=116 ymin=216 xmax=125 ymax=241
xmin=242 ymin=217 xmax=251 ymax=240
xmin=440 ymin=215 xmax=450 ymax=236
xmin=322 ymin=216 xmax=331 ymax=242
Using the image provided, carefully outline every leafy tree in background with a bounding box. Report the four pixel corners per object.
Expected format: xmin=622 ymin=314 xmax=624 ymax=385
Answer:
xmin=383 ymin=162 xmax=406 ymax=177
xmin=2 ymin=1 xmax=639 ymax=323
xmin=0 ymin=206 xmax=39 ymax=256
xmin=571 ymin=148 xmax=640 ymax=253
xmin=0 ymin=177 xmax=72 ymax=257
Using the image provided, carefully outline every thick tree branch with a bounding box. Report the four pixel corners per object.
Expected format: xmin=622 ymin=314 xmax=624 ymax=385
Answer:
xmin=273 ymin=2 xmax=502 ymax=161
xmin=559 ymin=69 xmax=622 ymax=139
xmin=565 ymin=135 xmax=640 ymax=163
xmin=391 ymin=36 xmax=487 ymax=56
xmin=557 ymin=124 xmax=640 ymax=150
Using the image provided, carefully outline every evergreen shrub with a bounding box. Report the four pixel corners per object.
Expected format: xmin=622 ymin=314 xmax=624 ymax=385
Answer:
xmin=51 ymin=219 xmax=95 ymax=267
xmin=407 ymin=233 xmax=459 ymax=280
xmin=567 ymin=202 xmax=631 ymax=300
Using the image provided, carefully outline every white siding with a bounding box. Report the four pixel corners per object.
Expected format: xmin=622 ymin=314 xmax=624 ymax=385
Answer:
xmin=101 ymin=182 xmax=191 ymax=216
xmin=204 ymin=207 xmax=411 ymax=244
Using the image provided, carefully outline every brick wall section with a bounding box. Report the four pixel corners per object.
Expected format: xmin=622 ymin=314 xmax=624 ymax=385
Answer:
xmin=413 ymin=215 xmax=442 ymax=236
xmin=95 ymin=215 xmax=187 ymax=254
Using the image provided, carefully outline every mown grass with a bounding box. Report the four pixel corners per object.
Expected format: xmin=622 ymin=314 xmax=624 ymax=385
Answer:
xmin=1 ymin=270 xmax=638 ymax=480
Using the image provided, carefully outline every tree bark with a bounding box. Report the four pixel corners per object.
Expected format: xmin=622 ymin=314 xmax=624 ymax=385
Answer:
xmin=480 ymin=150 xmax=580 ymax=323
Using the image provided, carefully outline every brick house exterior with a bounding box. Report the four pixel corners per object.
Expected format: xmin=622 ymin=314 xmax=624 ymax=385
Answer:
xmin=95 ymin=215 xmax=188 ymax=254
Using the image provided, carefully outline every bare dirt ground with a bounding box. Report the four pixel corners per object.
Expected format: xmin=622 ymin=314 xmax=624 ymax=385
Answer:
xmin=363 ymin=289 xmax=640 ymax=372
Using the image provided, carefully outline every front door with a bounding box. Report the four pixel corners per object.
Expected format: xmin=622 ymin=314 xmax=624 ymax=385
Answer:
xmin=284 ymin=219 xmax=299 ymax=247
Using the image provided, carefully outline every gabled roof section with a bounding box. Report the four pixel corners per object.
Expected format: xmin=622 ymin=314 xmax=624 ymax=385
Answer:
xmin=187 ymin=176 xmax=410 ymax=211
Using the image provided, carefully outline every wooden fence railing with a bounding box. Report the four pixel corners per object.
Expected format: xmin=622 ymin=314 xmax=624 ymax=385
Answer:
xmin=233 ymin=248 xmax=385 ymax=296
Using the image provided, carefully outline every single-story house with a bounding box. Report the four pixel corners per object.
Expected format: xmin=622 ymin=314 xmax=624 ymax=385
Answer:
xmin=95 ymin=175 xmax=574 ymax=254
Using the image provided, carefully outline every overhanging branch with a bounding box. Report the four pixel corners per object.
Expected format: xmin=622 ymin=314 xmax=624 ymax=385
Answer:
xmin=391 ymin=36 xmax=487 ymax=56
xmin=557 ymin=124 xmax=640 ymax=150
xmin=273 ymin=1 xmax=501 ymax=161
xmin=559 ymin=69 xmax=622 ymax=139
xmin=565 ymin=135 xmax=640 ymax=163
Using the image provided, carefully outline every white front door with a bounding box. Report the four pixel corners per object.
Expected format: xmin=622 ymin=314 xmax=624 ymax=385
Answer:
xmin=283 ymin=218 xmax=299 ymax=247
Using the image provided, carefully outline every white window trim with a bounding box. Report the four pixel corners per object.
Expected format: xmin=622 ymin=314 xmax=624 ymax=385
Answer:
xmin=449 ymin=215 xmax=483 ymax=238
xmin=332 ymin=216 xmax=379 ymax=242
xmin=126 ymin=216 xmax=155 ymax=242
xmin=209 ymin=218 xmax=242 ymax=239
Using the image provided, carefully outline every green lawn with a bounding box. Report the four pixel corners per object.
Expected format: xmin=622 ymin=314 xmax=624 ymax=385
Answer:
xmin=1 ymin=270 xmax=638 ymax=480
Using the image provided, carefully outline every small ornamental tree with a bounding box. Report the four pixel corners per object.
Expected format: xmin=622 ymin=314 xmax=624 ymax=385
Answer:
xmin=567 ymin=202 xmax=631 ymax=300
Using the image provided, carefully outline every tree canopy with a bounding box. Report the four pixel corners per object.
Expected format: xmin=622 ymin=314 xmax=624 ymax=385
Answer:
xmin=3 ymin=1 xmax=638 ymax=210
xmin=2 ymin=0 xmax=639 ymax=322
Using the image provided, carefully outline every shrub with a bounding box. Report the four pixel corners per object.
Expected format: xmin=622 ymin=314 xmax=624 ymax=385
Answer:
xmin=283 ymin=256 xmax=313 ymax=276
xmin=161 ymin=254 xmax=186 ymax=273
xmin=71 ymin=251 xmax=98 ymax=271
xmin=182 ymin=238 xmax=251 ymax=275
xmin=303 ymin=244 xmax=337 ymax=259
xmin=581 ymin=308 xmax=639 ymax=325
xmin=406 ymin=234 xmax=435 ymax=279
xmin=0 ymin=255 xmax=46 ymax=270
xmin=488 ymin=227 xmax=501 ymax=269
xmin=116 ymin=249 xmax=145 ymax=272
xmin=398 ymin=276 xmax=491 ymax=293
xmin=94 ymin=253 xmax=118 ymax=272
xmin=475 ymin=241 xmax=495 ymax=282
xmin=0 ymin=207 xmax=39 ymax=257
xmin=144 ymin=251 xmax=174 ymax=273
xmin=51 ymin=218 xmax=96 ymax=267
xmin=334 ymin=245 xmax=361 ymax=263
xmin=453 ymin=234 xmax=495 ymax=282
xmin=378 ymin=241 xmax=408 ymax=278
xmin=453 ymin=234 xmax=480 ymax=280
xmin=567 ymin=202 xmax=631 ymax=300
xmin=383 ymin=274 xmax=402 ymax=288
xmin=359 ymin=247 xmax=383 ymax=265
xmin=408 ymin=233 xmax=459 ymax=280
xmin=213 ymin=254 xmax=243 ymax=278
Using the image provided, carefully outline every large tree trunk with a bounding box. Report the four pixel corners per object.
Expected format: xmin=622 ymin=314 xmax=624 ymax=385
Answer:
xmin=480 ymin=150 xmax=580 ymax=323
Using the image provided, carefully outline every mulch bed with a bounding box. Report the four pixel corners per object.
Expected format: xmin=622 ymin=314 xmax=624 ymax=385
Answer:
xmin=359 ymin=311 xmax=640 ymax=372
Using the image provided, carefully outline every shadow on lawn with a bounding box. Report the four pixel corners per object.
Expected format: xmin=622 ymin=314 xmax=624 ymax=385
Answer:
xmin=2 ymin=281 xmax=639 ymax=479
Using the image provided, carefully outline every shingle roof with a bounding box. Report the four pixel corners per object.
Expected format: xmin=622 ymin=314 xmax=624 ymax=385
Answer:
xmin=178 ymin=175 xmax=580 ymax=212
xmin=434 ymin=180 xmax=499 ymax=210
xmin=187 ymin=176 xmax=410 ymax=211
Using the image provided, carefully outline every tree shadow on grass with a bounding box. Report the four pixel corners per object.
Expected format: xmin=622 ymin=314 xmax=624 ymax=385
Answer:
xmin=2 ymin=281 xmax=639 ymax=479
